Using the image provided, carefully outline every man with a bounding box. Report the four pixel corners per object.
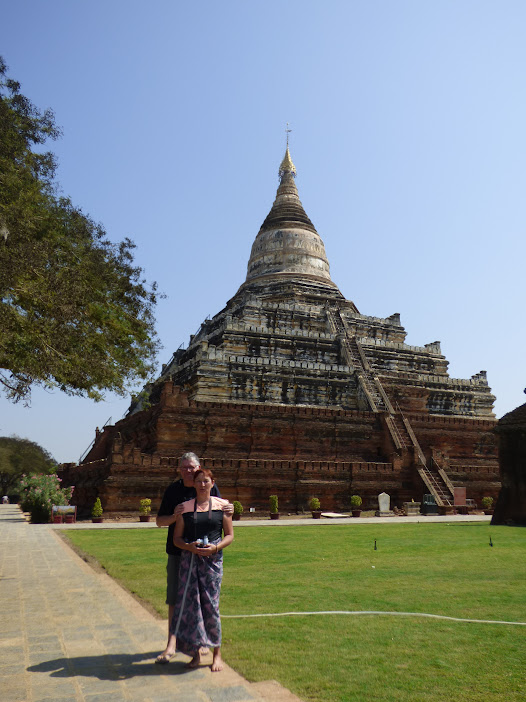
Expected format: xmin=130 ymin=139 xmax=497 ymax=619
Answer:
xmin=155 ymin=451 xmax=232 ymax=664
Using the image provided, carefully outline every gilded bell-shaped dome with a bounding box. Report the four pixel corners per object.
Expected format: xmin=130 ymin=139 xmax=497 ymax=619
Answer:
xmin=243 ymin=149 xmax=340 ymax=291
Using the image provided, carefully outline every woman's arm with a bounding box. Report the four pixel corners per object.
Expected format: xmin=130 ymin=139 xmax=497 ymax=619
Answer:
xmin=173 ymin=514 xmax=201 ymax=554
xmin=214 ymin=514 xmax=234 ymax=553
xmin=172 ymin=513 xmax=186 ymax=549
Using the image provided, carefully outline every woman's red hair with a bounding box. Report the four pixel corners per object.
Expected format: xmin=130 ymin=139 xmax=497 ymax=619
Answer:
xmin=193 ymin=468 xmax=214 ymax=482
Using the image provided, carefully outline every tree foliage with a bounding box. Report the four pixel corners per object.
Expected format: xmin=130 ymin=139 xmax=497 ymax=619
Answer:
xmin=0 ymin=57 xmax=161 ymax=403
xmin=0 ymin=435 xmax=57 ymax=495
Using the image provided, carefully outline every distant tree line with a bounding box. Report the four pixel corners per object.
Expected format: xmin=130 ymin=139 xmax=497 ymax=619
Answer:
xmin=0 ymin=435 xmax=56 ymax=497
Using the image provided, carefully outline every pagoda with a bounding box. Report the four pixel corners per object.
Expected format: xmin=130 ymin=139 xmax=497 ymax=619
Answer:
xmin=63 ymin=147 xmax=500 ymax=515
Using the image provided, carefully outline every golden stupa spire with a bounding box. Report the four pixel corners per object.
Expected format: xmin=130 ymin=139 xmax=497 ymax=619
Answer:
xmin=279 ymin=123 xmax=296 ymax=178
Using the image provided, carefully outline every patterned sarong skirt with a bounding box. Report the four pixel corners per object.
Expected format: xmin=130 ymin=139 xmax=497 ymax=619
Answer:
xmin=170 ymin=545 xmax=223 ymax=656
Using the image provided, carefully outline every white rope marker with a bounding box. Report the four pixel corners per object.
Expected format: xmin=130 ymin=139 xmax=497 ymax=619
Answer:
xmin=221 ymin=610 xmax=526 ymax=627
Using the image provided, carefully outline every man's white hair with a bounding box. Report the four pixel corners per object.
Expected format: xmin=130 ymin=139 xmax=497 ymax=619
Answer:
xmin=179 ymin=452 xmax=200 ymax=466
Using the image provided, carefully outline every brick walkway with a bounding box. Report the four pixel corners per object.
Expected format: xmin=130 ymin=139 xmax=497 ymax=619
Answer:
xmin=0 ymin=504 xmax=301 ymax=702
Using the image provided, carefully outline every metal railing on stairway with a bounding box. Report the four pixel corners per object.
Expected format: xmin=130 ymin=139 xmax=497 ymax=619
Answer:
xmin=78 ymin=416 xmax=112 ymax=464
xmin=325 ymin=306 xmax=454 ymax=508
xmin=394 ymin=406 xmax=453 ymax=506
xmin=385 ymin=414 xmax=405 ymax=450
xmin=432 ymin=458 xmax=455 ymax=499
xmin=417 ymin=465 xmax=453 ymax=507
xmin=326 ymin=307 xmax=387 ymax=412
xmin=396 ymin=407 xmax=427 ymax=467
xmin=326 ymin=307 xmax=409 ymax=452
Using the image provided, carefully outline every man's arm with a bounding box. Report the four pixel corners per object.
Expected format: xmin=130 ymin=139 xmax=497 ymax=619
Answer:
xmin=156 ymin=482 xmax=185 ymax=527
xmin=211 ymin=486 xmax=234 ymax=515
xmin=156 ymin=502 xmax=185 ymax=527
xmin=156 ymin=511 xmax=179 ymax=528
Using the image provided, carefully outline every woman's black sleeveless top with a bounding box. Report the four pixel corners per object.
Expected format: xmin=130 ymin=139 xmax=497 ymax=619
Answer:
xmin=182 ymin=504 xmax=223 ymax=543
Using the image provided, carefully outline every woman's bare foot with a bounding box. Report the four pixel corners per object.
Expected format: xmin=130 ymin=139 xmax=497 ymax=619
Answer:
xmin=185 ymin=652 xmax=201 ymax=669
xmin=155 ymin=648 xmax=175 ymax=664
xmin=211 ymin=648 xmax=224 ymax=672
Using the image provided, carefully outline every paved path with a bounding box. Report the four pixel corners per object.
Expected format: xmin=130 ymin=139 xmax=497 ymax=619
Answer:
xmin=0 ymin=504 xmax=301 ymax=702
xmin=50 ymin=513 xmax=492 ymax=530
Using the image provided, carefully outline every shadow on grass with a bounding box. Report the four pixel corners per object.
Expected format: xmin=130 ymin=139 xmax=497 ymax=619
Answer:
xmin=27 ymin=652 xmax=206 ymax=680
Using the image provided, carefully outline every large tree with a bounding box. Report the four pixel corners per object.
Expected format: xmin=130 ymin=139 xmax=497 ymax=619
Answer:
xmin=0 ymin=57 xmax=161 ymax=403
xmin=0 ymin=435 xmax=56 ymax=496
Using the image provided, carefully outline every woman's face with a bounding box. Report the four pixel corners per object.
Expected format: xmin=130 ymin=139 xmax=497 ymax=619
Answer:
xmin=194 ymin=474 xmax=214 ymax=494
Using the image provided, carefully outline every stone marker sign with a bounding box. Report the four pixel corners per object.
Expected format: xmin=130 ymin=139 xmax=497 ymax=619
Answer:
xmin=376 ymin=492 xmax=393 ymax=517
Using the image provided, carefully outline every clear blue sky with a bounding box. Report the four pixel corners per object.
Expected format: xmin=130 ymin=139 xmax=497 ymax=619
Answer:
xmin=1 ymin=1 xmax=524 ymax=463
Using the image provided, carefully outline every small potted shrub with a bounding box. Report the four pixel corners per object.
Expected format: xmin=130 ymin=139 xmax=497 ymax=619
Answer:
xmin=350 ymin=494 xmax=362 ymax=517
xmin=91 ymin=497 xmax=103 ymax=523
xmin=269 ymin=494 xmax=279 ymax=520
xmin=232 ymin=500 xmax=243 ymax=521
xmin=64 ymin=506 xmax=76 ymax=523
xmin=139 ymin=498 xmax=152 ymax=522
xmin=481 ymin=496 xmax=494 ymax=515
xmin=309 ymin=497 xmax=322 ymax=519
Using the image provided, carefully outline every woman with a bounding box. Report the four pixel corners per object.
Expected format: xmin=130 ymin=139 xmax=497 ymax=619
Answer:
xmin=171 ymin=468 xmax=234 ymax=672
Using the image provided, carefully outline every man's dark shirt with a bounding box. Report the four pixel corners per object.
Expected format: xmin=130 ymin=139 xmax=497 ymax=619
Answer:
xmin=157 ymin=478 xmax=221 ymax=555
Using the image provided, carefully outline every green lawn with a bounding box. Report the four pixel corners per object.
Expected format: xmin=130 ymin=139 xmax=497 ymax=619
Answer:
xmin=63 ymin=522 xmax=526 ymax=702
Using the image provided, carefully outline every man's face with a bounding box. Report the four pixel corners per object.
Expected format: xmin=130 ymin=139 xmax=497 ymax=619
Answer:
xmin=179 ymin=458 xmax=200 ymax=485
